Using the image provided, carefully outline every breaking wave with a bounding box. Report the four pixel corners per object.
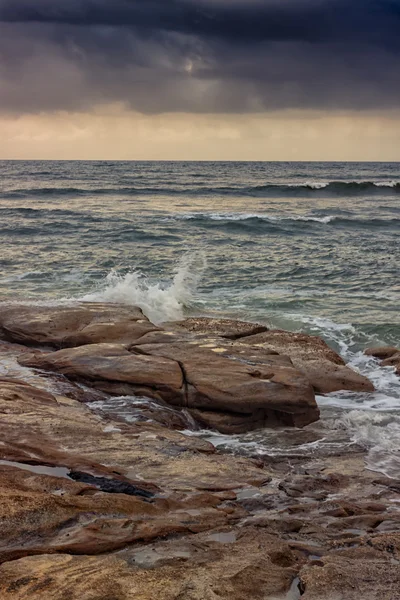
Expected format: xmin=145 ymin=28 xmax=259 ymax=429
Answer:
xmin=167 ymin=212 xmax=399 ymax=229
xmin=172 ymin=212 xmax=336 ymax=224
xmin=331 ymin=411 xmax=400 ymax=479
xmin=2 ymin=180 xmax=400 ymax=199
xmin=79 ymin=252 xmax=206 ymax=323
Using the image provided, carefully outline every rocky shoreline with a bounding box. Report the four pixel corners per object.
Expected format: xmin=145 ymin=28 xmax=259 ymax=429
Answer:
xmin=0 ymin=302 xmax=398 ymax=599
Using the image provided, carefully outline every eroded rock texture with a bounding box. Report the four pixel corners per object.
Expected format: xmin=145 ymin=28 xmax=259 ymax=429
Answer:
xmin=0 ymin=299 xmax=395 ymax=600
xmin=0 ymin=304 xmax=375 ymax=435
xmin=0 ymin=303 xmax=158 ymax=347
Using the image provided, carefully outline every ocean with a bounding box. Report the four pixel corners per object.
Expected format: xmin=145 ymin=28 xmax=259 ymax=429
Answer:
xmin=0 ymin=160 xmax=399 ymax=477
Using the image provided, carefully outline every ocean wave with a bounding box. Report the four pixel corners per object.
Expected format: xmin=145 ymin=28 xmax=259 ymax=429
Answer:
xmin=245 ymin=180 xmax=400 ymax=196
xmin=0 ymin=270 xmax=46 ymax=284
xmin=167 ymin=212 xmax=399 ymax=228
xmin=79 ymin=251 xmax=206 ymax=323
xmin=170 ymin=212 xmax=323 ymax=223
xmin=2 ymin=180 xmax=400 ymax=199
xmin=0 ymin=186 xmax=158 ymax=199
xmin=1 ymin=187 xmax=95 ymax=198
xmin=329 ymin=411 xmax=400 ymax=479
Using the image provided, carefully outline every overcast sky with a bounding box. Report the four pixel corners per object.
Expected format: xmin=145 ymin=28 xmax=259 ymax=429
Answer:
xmin=1 ymin=0 xmax=399 ymax=160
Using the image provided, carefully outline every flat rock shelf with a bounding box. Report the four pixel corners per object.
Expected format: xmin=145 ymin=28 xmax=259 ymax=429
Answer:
xmin=0 ymin=302 xmax=398 ymax=600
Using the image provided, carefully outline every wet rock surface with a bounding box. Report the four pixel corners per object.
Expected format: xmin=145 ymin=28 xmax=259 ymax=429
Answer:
xmin=0 ymin=303 xmax=392 ymax=599
xmin=19 ymin=343 xmax=186 ymax=405
xmin=365 ymin=345 xmax=400 ymax=376
xmin=365 ymin=346 xmax=400 ymax=360
xmin=0 ymin=442 xmax=399 ymax=599
xmin=163 ymin=316 xmax=269 ymax=339
xmin=5 ymin=304 xmax=375 ymax=433
xmin=19 ymin=334 xmax=321 ymax=433
xmin=0 ymin=377 xmax=268 ymax=491
xmin=300 ymin=546 xmax=400 ymax=600
xmin=134 ymin=339 xmax=319 ymax=426
xmin=239 ymin=330 xmax=375 ymax=393
xmin=0 ymin=303 xmax=158 ymax=347
xmin=0 ymin=529 xmax=302 ymax=600
xmin=382 ymin=353 xmax=400 ymax=375
xmin=87 ymin=394 xmax=196 ymax=430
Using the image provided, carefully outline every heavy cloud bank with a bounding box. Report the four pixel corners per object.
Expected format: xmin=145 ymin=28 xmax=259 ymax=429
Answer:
xmin=0 ymin=0 xmax=399 ymax=115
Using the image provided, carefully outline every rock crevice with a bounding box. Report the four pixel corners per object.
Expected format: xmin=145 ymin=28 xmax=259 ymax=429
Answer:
xmin=4 ymin=304 xmax=377 ymax=434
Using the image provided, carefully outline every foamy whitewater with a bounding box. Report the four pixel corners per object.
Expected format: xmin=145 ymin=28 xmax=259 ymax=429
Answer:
xmin=0 ymin=160 xmax=399 ymax=478
xmin=81 ymin=252 xmax=207 ymax=323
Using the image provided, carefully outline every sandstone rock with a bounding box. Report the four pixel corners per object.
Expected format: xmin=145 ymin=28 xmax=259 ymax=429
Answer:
xmin=326 ymin=512 xmax=393 ymax=532
xmin=0 ymin=375 xmax=397 ymax=600
xmin=19 ymin=343 xmax=185 ymax=405
xmin=0 ymin=304 xmax=399 ymax=600
xmin=135 ymin=340 xmax=319 ymax=426
xmin=300 ymin=546 xmax=400 ymax=600
xmin=20 ymin=337 xmax=319 ymax=431
xmin=164 ymin=317 xmax=268 ymax=339
xmin=3 ymin=301 xmax=375 ymax=429
xmin=0 ymin=302 xmax=374 ymax=396
xmin=0 ymin=528 xmax=303 ymax=600
xmin=381 ymin=352 xmax=400 ymax=375
xmin=0 ymin=338 xmax=109 ymax=404
xmin=189 ymin=407 xmax=310 ymax=434
xmin=365 ymin=346 xmax=400 ymax=360
xmin=239 ymin=329 xmax=346 ymax=364
xmin=0 ymin=302 xmax=159 ymax=347
xmin=237 ymin=330 xmax=375 ymax=393
xmin=0 ymin=461 xmax=235 ymax=564
xmin=88 ymin=394 xmax=196 ymax=430
xmin=0 ymin=378 xmax=268 ymax=491
xmin=278 ymin=473 xmax=349 ymax=500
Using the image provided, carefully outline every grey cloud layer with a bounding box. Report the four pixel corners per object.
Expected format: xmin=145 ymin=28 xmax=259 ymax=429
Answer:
xmin=0 ymin=0 xmax=399 ymax=114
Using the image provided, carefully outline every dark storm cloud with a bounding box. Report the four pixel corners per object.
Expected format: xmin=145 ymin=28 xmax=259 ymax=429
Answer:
xmin=0 ymin=0 xmax=399 ymax=114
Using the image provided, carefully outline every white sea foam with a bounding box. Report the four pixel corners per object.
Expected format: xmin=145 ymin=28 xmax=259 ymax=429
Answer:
xmin=375 ymin=180 xmax=400 ymax=187
xmin=296 ymin=179 xmax=399 ymax=189
xmin=79 ymin=252 xmax=206 ymax=323
xmin=296 ymin=313 xmax=400 ymax=477
xmin=330 ymin=410 xmax=400 ymax=479
xmin=168 ymin=212 xmax=263 ymax=221
xmin=168 ymin=212 xmax=336 ymax=224
xmin=287 ymin=179 xmax=398 ymax=189
xmin=288 ymin=312 xmax=400 ymax=393
xmin=286 ymin=313 xmax=357 ymax=359
xmin=292 ymin=215 xmax=335 ymax=223
xmin=289 ymin=181 xmax=329 ymax=189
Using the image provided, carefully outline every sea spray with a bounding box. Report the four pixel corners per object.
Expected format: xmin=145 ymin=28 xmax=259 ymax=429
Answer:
xmin=332 ymin=410 xmax=400 ymax=479
xmin=80 ymin=251 xmax=207 ymax=323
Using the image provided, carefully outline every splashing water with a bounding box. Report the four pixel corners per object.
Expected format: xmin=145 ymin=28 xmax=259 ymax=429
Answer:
xmin=333 ymin=410 xmax=400 ymax=479
xmin=80 ymin=252 xmax=207 ymax=323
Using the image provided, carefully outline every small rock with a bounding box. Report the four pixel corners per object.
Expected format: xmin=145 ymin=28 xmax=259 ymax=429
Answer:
xmin=364 ymin=346 xmax=399 ymax=360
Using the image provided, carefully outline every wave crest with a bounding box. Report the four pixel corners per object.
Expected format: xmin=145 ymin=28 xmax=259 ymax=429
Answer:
xmin=168 ymin=212 xmax=399 ymax=228
xmin=3 ymin=180 xmax=400 ymax=199
xmin=79 ymin=252 xmax=206 ymax=323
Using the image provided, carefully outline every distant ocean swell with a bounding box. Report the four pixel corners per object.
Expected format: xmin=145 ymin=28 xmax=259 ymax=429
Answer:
xmin=166 ymin=213 xmax=400 ymax=229
xmin=2 ymin=180 xmax=400 ymax=199
xmin=3 ymin=209 xmax=399 ymax=235
xmin=2 ymin=208 xmax=398 ymax=235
